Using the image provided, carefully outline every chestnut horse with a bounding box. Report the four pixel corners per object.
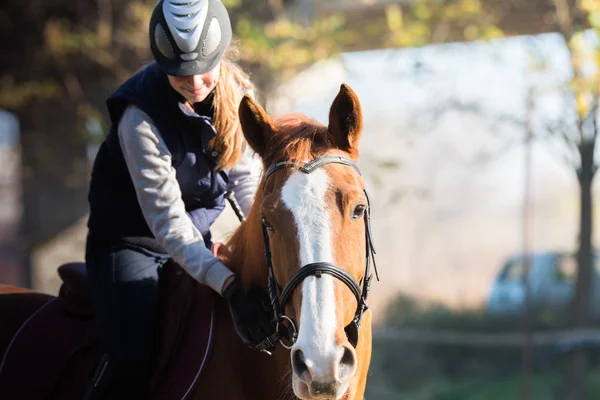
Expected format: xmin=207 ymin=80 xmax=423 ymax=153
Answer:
xmin=0 ymin=83 xmax=377 ymax=400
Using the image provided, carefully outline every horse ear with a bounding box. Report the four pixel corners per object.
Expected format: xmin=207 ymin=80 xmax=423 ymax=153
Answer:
xmin=239 ymin=95 xmax=276 ymax=157
xmin=327 ymin=84 xmax=363 ymax=159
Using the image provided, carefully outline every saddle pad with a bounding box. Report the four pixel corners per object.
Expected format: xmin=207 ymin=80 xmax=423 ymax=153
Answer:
xmin=0 ymin=262 xmax=217 ymax=400
xmin=150 ymin=264 xmax=217 ymax=400
xmin=0 ymin=297 xmax=97 ymax=400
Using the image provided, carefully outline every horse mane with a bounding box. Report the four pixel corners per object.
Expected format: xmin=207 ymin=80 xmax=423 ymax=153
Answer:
xmin=221 ymin=112 xmax=334 ymax=288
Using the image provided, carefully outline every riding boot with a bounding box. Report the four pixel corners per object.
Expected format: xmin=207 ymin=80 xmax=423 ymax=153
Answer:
xmin=83 ymin=353 xmax=116 ymax=400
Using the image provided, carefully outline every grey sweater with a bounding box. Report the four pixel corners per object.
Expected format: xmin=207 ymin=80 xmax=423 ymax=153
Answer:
xmin=118 ymin=105 xmax=261 ymax=294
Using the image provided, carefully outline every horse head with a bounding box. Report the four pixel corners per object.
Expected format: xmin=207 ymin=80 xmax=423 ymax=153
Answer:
xmin=224 ymin=84 xmax=376 ymax=400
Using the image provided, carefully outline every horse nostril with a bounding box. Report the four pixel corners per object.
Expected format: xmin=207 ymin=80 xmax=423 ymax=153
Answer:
xmin=338 ymin=345 xmax=356 ymax=380
xmin=311 ymin=380 xmax=339 ymax=396
xmin=292 ymin=349 xmax=308 ymax=378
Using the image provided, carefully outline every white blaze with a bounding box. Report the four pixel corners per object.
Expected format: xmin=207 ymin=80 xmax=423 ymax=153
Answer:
xmin=281 ymin=169 xmax=339 ymax=378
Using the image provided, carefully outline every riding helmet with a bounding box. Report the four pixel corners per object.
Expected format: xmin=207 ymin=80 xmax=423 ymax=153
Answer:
xmin=149 ymin=0 xmax=232 ymax=76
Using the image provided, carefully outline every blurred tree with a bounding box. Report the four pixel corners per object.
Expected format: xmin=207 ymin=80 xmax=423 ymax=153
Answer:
xmin=383 ymin=0 xmax=504 ymax=47
xmin=527 ymin=2 xmax=600 ymax=398
xmin=400 ymin=1 xmax=600 ymax=395
xmin=0 ymin=0 xmax=156 ymax=286
xmin=0 ymin=0 xmax=508 ymax=288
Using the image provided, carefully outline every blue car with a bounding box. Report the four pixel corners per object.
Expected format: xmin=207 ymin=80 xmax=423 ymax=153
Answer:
xmin=487 ymin=252 xmax=600 ymax=316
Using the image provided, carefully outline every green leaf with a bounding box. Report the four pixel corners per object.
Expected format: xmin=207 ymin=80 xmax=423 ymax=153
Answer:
xmin=386 ymin=4 xmax=404 ymax=32
xmin=590 ymin=11 xmax=600 ymax=28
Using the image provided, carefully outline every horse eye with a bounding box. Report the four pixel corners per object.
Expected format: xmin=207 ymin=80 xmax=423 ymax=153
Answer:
xmin=352 ymin=204 xmax=366 ymax=219
xmin=262 ymin=217 xmax=275 ymax=231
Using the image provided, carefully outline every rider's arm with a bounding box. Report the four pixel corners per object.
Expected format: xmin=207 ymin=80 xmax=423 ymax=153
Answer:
xmin=228 ymin=146 xmax=261 ymax=216
xmin=117 ymin=105 xmax=235 ymax=294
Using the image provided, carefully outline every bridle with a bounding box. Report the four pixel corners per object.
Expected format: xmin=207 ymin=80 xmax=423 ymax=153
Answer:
xmin=257 ymin=154 xmax=379 ymax=352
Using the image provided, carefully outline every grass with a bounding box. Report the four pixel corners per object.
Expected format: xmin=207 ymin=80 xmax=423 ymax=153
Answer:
xmin=369 ymin=370 xmax=600 ymax=400
xmin=366 ymin=292 xmax=600 ymax=400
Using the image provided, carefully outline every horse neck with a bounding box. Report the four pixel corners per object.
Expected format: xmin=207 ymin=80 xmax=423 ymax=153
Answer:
xmin=211 ymin=206 xmax=295 ymax=399
xmin=192 ymin=297 xmax=293 ymax=400
xmin=224 ymin=200 xmax=269 ymax=290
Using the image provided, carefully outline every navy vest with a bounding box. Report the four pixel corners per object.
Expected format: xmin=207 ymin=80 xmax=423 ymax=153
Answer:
xmin=86 ymin=63 xmax=229 ymax=255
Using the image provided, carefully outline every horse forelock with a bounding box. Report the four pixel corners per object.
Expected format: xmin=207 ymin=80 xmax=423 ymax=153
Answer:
xmin=265 ymin=113 xmax=332 ymax=164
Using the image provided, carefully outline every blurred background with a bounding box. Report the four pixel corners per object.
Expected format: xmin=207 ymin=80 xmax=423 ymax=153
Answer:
xmin=4 ymin=0 xmax=600 ymax=398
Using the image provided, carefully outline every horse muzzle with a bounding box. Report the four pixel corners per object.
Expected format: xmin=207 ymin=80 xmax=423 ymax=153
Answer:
xmin=291 ymin=343 xmax=357 ymax=400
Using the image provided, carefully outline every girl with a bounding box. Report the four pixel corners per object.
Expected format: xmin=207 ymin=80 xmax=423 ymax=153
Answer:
xmin=84 ymin=0 xmax=274 ymax=397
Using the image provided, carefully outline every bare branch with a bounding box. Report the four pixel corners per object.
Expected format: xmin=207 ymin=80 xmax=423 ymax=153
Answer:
xmin=534 ymin=117 xmax=580 ymax=166
xmin=543 ymin=120 xmax=579 ymax=152
xmin=541 ymin=142 xmax=581 ymax=170
xmin=466 ymin=137 xmax=520 ymax=167
xmin=429 ymin=99 xmax=526 ymax=128
xmin=594 ymin=113 xmax=598 ymax=147
xmin=563 ymin=43 xmax=585 ymax=145
xmin=587 ymin=92 xmax=599 ymax=145
xmin=430 ymin=95 xmax=585 ymax=170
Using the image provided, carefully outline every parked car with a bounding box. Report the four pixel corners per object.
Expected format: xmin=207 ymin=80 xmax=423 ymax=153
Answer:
xmin=486 ymin=251 xmax=600 ymax=316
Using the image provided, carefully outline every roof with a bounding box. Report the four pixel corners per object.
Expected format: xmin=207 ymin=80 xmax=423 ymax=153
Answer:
xmin=315 ymin=0 xmax=560 ymax=52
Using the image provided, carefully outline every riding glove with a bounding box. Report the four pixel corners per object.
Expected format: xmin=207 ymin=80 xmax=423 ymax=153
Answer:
xmin=222 ymin=277 xmax=277 ymax=350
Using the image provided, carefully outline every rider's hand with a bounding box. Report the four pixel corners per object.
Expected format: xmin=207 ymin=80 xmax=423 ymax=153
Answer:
xmin=222 ymin=277 xmax=276 ymax=350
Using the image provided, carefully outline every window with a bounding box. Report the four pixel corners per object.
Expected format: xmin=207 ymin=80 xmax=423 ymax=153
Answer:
xmin=500 ymin=260 xmax=526 ymax=282
xmin=554 ymin=255 xmax=577 ymax=282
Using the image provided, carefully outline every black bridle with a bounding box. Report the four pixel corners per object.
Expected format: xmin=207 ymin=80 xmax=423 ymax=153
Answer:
xmin=257 ymin=154 xmax=379 ymax=351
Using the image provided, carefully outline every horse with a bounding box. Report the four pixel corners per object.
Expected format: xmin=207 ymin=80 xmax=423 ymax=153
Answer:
xmin=0 ymin=83 xmax=377 ymax=400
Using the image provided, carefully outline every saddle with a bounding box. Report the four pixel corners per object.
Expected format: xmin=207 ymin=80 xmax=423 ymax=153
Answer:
xmin=0 ymin=260 xmax=217 ymax=400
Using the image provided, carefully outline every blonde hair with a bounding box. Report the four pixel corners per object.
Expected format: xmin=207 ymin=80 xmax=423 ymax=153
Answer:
xmin=209 ymin=45 xmax=255 ymax=170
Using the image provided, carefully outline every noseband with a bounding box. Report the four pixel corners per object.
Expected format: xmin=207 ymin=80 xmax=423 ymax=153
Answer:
xmin=259 ymin=154 xmax=379 ymax=351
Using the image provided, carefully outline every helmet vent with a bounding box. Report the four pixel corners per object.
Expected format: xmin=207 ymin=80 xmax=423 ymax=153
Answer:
xmin=155 ymin=23 xmax=175 ymax=60
xmin=202 ymin=17 xmax=221 ymax=57
xmin=163 ymin=0 xmax=207 ymax=53
xmin=176 ymin=25 xmax=197 ymax=34
xmin=172 ymin=10 xmax=200 ymax=18
xmin=170 ymin=1 xmax=200 ymax=7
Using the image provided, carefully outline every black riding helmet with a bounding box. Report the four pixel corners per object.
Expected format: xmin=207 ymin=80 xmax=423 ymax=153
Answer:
xmin=149 ymin=0 xmax=232 ymax=77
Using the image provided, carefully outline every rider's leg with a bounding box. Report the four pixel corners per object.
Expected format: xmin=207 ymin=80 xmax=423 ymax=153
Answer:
xmin=84 ymin=245 xmax=170 ymax=399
